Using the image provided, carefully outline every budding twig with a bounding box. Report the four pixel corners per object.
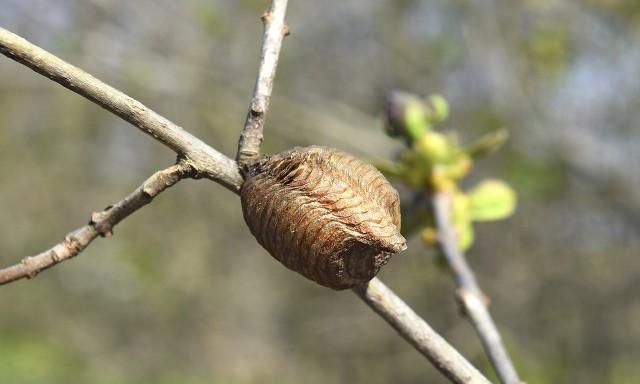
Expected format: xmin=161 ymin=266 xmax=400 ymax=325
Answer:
xmin=0 ymin=13 xmax=493 ymax=383
xmin=433 ymin=192 xmax=521 ymax=384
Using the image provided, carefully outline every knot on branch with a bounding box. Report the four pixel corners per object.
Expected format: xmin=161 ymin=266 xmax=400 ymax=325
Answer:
xmin=19 ymin=257 xmax=39 ymax=280
xmin=455 ymin=287 xmax=491 ymax=316
xmin=90 ymin=209 xmax=114 ymax=237
xmin=63 ymin=234 xmax=84 ymax=254
xmin=249 ymin=99 xmax=267 ymax=117
xmin=49 ymin=249 xmax=61 ymax=263
xmin=261 ymin=11 xmax=273 ymax=24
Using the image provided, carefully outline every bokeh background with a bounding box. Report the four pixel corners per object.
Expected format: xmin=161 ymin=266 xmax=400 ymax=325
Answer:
xmin=1 ymin=1 xmax=639 ymax=383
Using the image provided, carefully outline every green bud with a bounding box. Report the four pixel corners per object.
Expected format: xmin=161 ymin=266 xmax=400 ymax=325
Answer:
xmin=456 ymin=221 xmax=475 ymax=251
xmin=404 ymin=100 xmax=429 ymax=141
xmin=415 ymin=132 xmax=452 ymax=163
xmin=384 ymin=91 xmax=428 ymax=142
xmin=420 ymin=227 xmax=439 ymax=247
xmin=444 ymin=153 xmax=472 ymax=181
xmin=451 ymin=191 xmax=472 ymax=229
xmin=426 ymin=94 xmax=449 ymax=125
xmin=468 ymin=179 xmax=517 ymax=221
xmin=384 ymin=92 xmax=450 ymax=144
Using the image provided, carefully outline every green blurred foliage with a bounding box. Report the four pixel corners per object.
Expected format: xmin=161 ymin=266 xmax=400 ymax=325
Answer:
xmin=506 ymin=151 xmax=569 ymax=200
xmin=589 ymin=0 xmax=640 ymax=27
xmin=527 ymin=25 xmax=569 ymax=77
xmin=0 ymin=335 xmax=86 ymax=384
xmin=193 ymin=4 xmax=224 ymax=35
xmin=381 ymin=92 xmax=516 ymax=251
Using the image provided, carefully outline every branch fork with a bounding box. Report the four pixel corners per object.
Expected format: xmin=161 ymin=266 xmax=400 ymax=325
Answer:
xmin=0 ymin=2 xmax=496 ymax=383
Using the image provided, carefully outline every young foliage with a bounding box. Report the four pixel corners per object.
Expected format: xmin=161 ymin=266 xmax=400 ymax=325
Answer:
xmin=381 ymin=92 xmax=517 ymax=251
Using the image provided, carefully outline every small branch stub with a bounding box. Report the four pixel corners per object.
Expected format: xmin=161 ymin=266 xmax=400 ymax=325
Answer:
xmin=241 ymin=146 xmax=407 ymax=289
xmin=236 ymin=0 xmax=289 ymax=166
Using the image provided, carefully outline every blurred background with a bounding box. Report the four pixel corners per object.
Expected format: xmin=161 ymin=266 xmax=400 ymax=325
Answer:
xmin=0 ymin=0 xmax=639 ymax=383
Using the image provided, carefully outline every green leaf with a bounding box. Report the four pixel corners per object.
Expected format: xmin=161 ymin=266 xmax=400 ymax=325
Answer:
xmin=468 ymin=179 xmax=517 ymax=221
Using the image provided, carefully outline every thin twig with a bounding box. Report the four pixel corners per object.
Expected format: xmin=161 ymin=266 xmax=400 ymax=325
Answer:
xmin=236 ymin=0 xmax=289 ymax=166
xmin=354 ymin=278 xmax=491 ymax=384
xmin=433 ymin=192 xmax=521 ymax=384
xmin=0 ymin=25 xmax=493 ymax=384
xmin=0 ymin=162 xmax=193 ymax=285
xmin=0 ymin=27 xmax=242 ymax=192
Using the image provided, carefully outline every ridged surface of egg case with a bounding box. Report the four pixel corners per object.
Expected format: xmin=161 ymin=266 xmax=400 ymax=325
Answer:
xmin=241 ymin=146 xmax=406 ymax=290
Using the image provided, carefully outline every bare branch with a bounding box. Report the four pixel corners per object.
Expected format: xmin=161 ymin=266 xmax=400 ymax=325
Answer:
xmin=0 ymin=162 xmax=193 ymax=285
xmin=353 ymin=278 xmax=491 ymax=384
xmin=236 ymin=0 xmax=289 ymax=166
xmin=433 ymin=192 xmax=521 ymax=384
xmin=0 ymin=25 xmax=493 ymax=384
xmin=0 ymin=27 xmax=242 ymax=192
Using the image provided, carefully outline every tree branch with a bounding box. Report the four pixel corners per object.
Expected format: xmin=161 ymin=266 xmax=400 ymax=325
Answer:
xmin=236 ymin=0 xmax=289 ymax=166
xmin=0 ymin=162 xmax=193 ymax=285
xmin=433 ymin=192 xmax=521 ymax=384
xmin=0 ymin=27 xmax=242 ymax=192
xmin=353 ymin=278 xmax=491 ymax=384
xmin=0 ymin=24 xmax=493 ymax=384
